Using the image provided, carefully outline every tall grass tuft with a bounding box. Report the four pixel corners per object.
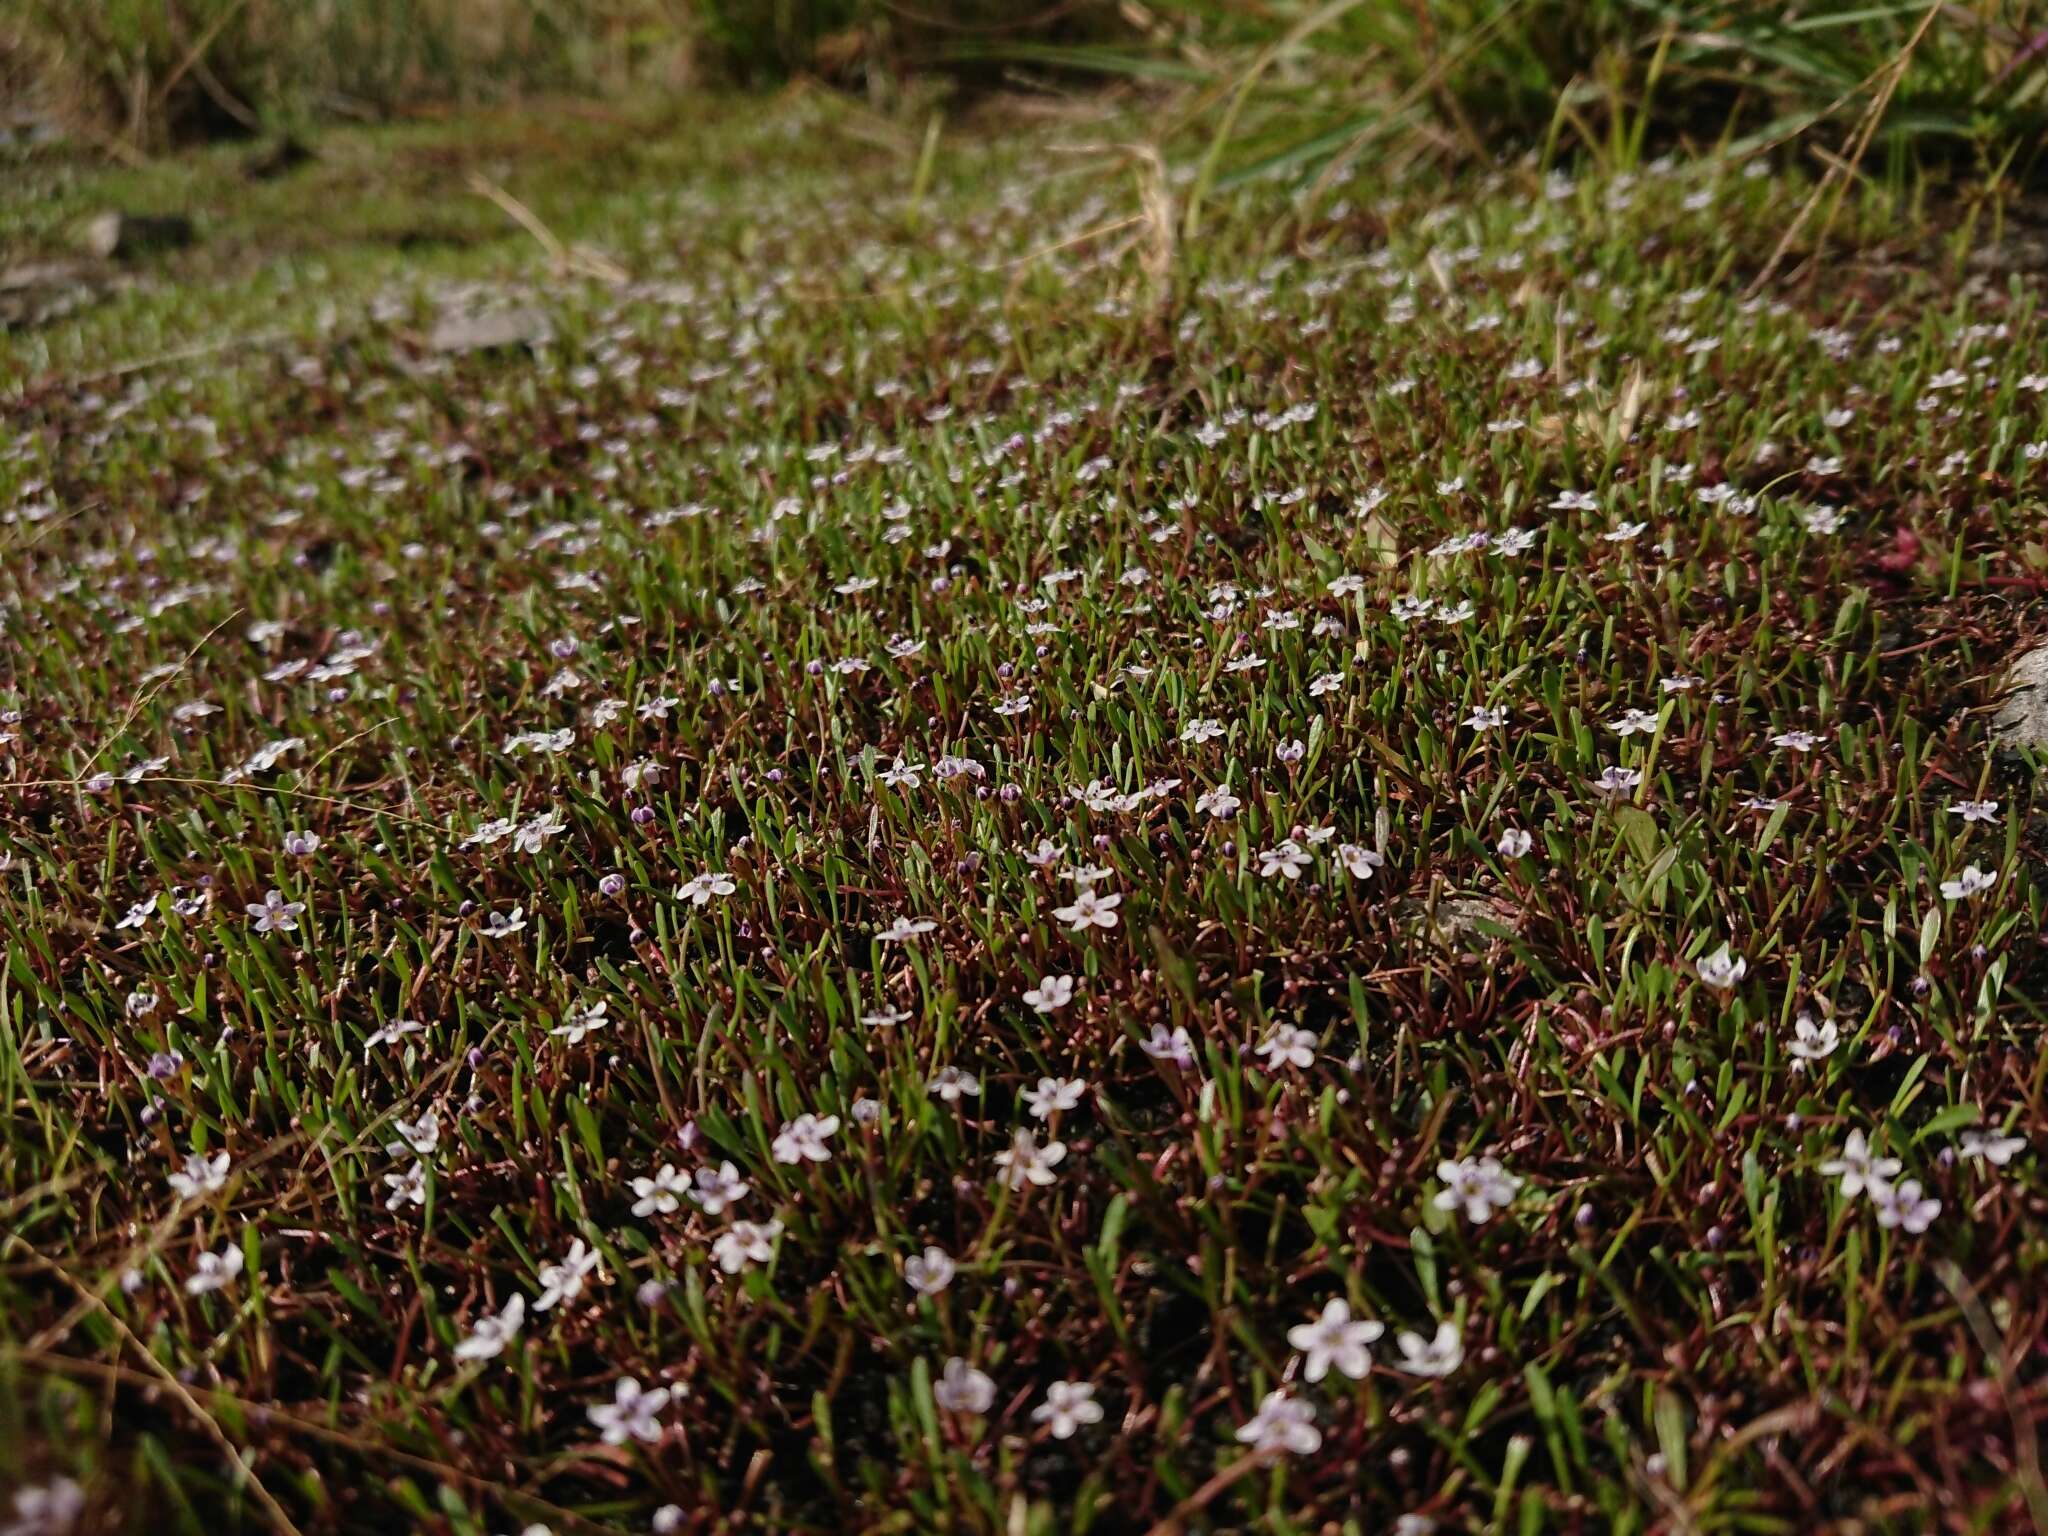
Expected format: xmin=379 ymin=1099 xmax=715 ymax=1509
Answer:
xmin=1002 ymin=0 xmax=2048 ymax=189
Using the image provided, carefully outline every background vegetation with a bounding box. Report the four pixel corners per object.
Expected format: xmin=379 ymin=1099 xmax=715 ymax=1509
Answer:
xmin=10 ymin=1 xmax=2048 ymax=182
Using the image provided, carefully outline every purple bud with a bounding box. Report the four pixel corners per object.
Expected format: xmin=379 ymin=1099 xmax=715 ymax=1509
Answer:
xmin=1575 ymin=1202 xmax=1597 ymax=1229
xmin=631 ymin=805 xmax=655 ymax=826
xmin=766 ymin=768 xmax=784 ymax=783
xmin=599 ymin=873 xmax=626 ymax=897
xmin=467 ymin=1047 xmax=484 ymax=1068
xmin=999 ymin=783 xmax=1021 ymax=803
xmin=805 ymin=658 xmax=824 ymax=676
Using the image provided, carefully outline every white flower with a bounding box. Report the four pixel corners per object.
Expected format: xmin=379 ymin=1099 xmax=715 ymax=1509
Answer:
xmin=1960 ymin=1129 xmax=2026 ymax=1166
xmin=1433 ymin=1156 xmax=1520 ymax=1223
xmin=689 ymin=1161 xmax=751 ymax=1214
xmin=115 ymin=894 xmax=160 ymax=931
xmin=773 ymin=1113 xmax=840 ymax=1164
xmin=1497 ymin=828 xmax=1533 ymax=858
xmin=1950 ymin=799 xmax=1999 ymax=824
xmin=1195 ymin=784 xmax=1241 ymax=820
xmin=1941 ymin=864 xmax=1998 ymax=900
xmin=551 ymin=999 xmax=610 ymax=1045
xmin=185 ymin=1239 xmax=245 ymax=1296
xmin=383 ymin=1160 xmax=427 ymax=1211
xmin=1869 ymin=1178 xmax=1940 ymax=1233
xmin=246 ymin=889 xmax=305 ymax=934
xmin=454 ymin=1295 xmax=525 ymax=1362
xmin=1465 ymin=706 xmax=1508 ymax=730
xmin=679 ymin=871 xmax=737 ymax=906
xmin=1023 ymin=1077 xmax=1089 ymax=1119
xmin=1031 ymin=1380 xmax=1103 ymax=1439
xmin=1255 ymin=1026 xmax=1318 ymax=1070
xmin=1818 ymin=1130 xmax=1900 ymax=1199
xmin=1595 ymin=765 xmax=1642 ymax=795
xmin=481 ymin=906 xmax=527 ymax=938
xmin=876 ymin=915 xmax=938 ymax=942
xmin=1052 ymin=888 xmax=1121 ymax=930
xmin=1139 ymin=1023 xmax=1196 ymax=1068
xmin=168 ymin=1151 xmax=231 ymax=1201
xmin=994 ymin=1128 xmax=1066 ymax=1188
xmin=935 ymin=1357 xmax=994 ymax=1414
xmin=363 ymin=1018 xmax=427 ymax=1058
xmin=4 ymin=1478 xmax=85 ymax=1536
xmin=1180 ymin=718 xmax=1225 ymax=745
xmin=389 ymin=1107 xmax=440 ymax=1158
xmin=1396 ymin=1320 xmax=1463 ymax=1377
xmin=1695 ymin=944 xmax=1747 ymax=990
xmin=1257 ymin=841 xmax=1311 ymax=880
xmin=1337 ymin=842 xmax=1384 ymax=880
xmin=1788 ymin=1013 xmax=1839 ymax=1061
xmin=1236 ymin=1390 xmax=1322 ymax=1456
xmin=1609 ymin=708 xmax=1658 ymax=736
xmin=905 ymin=1245 xmax=956 ymax=1294
xmin=712 ymin=1219 xmax=783 ymax=1273
xmin=879 ymin=757 xmax=924 ymax=789
xmin=1287 ymin=1298 xmax=1384 ymax=1383
xmin=587 ymin=1376 xmax=672 ymax=1445
xmin=1024 ymin=974 xmax=1076 ymax=1013
xmin=512 ymin=810 xmax=567 ymax=854
xmin=927 ymin=1067 xmax=980 ymax=1104
xmin=631 ymin=1163 xmax=689 ymax=1217
xmin=534 ymin=1239 xmax=603 ymax=1310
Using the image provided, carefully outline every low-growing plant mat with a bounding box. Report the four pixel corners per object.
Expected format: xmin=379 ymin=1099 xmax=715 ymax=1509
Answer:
xmin=4 ymin=91 xmax=2048 ymax=1536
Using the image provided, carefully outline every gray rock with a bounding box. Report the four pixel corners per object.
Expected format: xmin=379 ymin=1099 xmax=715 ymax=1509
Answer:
xmin=0 ymin=260 xmax=102 ymax=330
xmin=427 ymin=305 xmax=554 ymax=354
xmin=1396 ymin=893 xmax=1521 ymax=949
xmin=79 ymin=212 xmax=196 ymax=261
xmin=1991 ymin=644 xmax=2048 ymax=756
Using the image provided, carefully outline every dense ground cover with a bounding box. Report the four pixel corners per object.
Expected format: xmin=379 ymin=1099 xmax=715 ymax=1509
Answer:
xmin=5 ymin=89 xmax=2048 ymax=1535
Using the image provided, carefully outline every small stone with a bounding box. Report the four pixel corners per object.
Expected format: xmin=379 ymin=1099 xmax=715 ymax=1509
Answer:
xmin=1991 ymin=645 xmax=2048 ymax=757
xmin=427 ymin=305 xmax=554 ymax=354
xmin=80 ymin=211 xmax=196 ymax=261
xmin=1396 ymin=893 xmax=1522 ymax=949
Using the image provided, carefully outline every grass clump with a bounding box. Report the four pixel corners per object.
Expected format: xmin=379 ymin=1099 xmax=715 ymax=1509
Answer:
xmin=3 ymin=84 xmax=2048 ymax=1536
